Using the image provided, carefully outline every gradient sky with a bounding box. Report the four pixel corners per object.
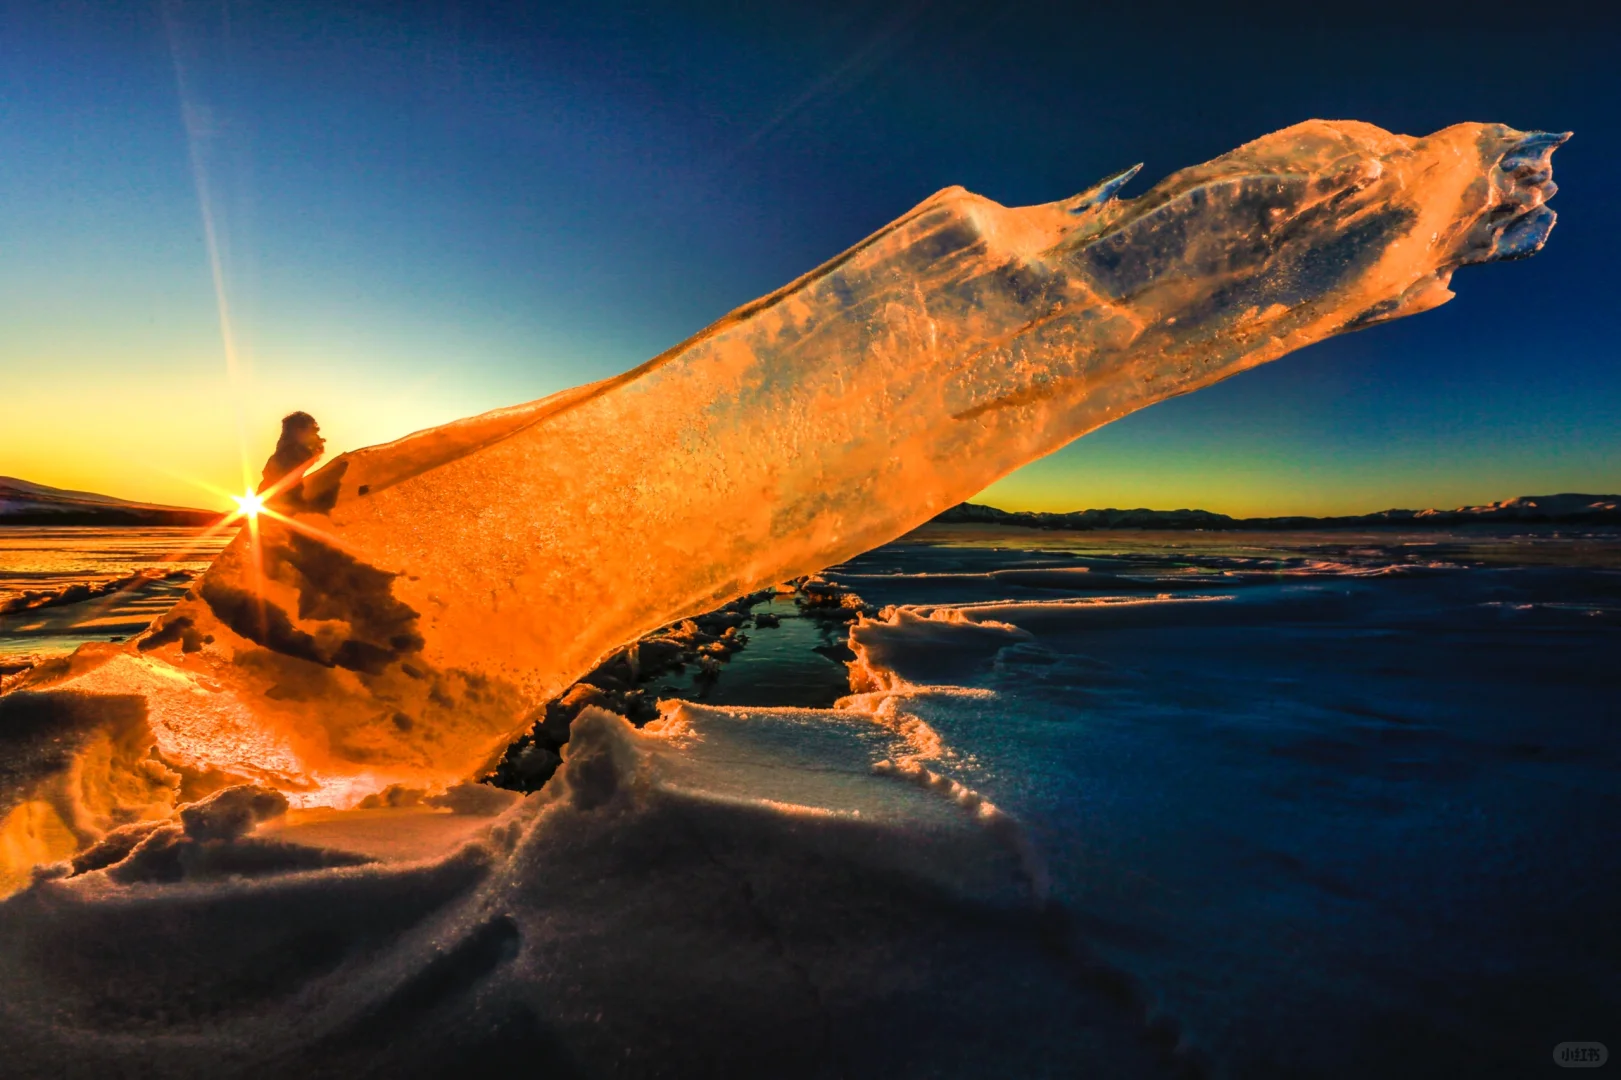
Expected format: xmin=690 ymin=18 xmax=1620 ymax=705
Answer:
xmin=2 ymin=0 xmax=1618 ymax=516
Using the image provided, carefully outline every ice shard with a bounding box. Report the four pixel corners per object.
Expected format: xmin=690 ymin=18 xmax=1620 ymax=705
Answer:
xmin=5 ymin=119 xmax=1566 ymax=812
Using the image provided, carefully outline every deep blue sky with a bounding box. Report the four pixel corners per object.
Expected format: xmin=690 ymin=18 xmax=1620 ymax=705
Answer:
xmin=2 ymin=0 xmax=1617 ymax=513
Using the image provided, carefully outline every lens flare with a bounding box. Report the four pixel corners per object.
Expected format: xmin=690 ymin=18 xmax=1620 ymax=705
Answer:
xmin=231 ymin=490 xmax=266 ymax=519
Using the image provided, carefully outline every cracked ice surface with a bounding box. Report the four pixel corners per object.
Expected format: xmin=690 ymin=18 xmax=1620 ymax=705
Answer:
xmin=7 ymin=119 xmax=1566 ymax=808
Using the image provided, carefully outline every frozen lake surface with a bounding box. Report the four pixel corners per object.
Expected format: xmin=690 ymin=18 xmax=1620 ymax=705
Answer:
xmin=811 ymin=523 xmax=1621 ymax=1076
xmin=0 ymin=527 xmax=233 ymax=665
xmin=1 ymin=522 xmax=1616 ymax=1077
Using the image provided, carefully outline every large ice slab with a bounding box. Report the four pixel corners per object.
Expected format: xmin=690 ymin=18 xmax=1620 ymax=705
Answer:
xmin=5 ymin=120 xmax=1566 ymax=810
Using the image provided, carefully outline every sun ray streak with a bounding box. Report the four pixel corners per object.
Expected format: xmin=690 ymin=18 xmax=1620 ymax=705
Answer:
xmin=256 ymin=504 xmax=366 ymax=559
xmin=163 ymin=2 xmax=256 ymax=499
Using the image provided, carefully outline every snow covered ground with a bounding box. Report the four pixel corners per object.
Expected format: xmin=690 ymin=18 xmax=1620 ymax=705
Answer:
xmin=1 ymin=524 xmax=1615 ymax=1077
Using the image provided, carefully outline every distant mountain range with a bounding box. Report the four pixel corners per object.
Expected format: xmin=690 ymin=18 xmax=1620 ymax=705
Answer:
xmin=0 ymin=477 xmax=222 ymax=526
xmin=933 ymin=494 xmax=1621 ymax=531
xmin=5 ymin=474 xmax=1617 ymax=531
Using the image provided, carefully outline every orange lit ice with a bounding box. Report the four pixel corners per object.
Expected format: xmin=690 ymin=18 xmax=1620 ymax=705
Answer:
xmin=3 ymin=119 xmax=1566 ymax=827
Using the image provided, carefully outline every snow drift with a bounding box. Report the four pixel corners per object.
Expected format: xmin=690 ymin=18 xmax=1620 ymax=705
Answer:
xmin=0 ymin=703 xmax=1195 ymax=1077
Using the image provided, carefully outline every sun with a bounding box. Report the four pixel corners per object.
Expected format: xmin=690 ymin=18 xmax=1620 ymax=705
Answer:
xmin=231 ymin=490 xmax=266 ymax=520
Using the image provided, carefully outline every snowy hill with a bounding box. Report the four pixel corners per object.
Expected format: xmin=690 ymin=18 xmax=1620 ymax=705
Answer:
xmin=0 ymin=476 xmax=221 ymax=526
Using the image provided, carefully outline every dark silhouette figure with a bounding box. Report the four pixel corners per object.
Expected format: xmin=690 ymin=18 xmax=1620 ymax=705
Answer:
xmin=258 ymin=412 xmax=326 ymax=500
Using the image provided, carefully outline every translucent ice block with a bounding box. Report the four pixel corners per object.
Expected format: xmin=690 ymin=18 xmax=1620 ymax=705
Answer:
xmin=10 ymin=120 xmax=1566 ymax=807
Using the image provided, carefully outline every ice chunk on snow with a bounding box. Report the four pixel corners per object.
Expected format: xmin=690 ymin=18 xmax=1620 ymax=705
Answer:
xmin=176 ymin=784 xmax=288 ymax=842
xmin=9 ymin=120 xmax=1567 ymax=808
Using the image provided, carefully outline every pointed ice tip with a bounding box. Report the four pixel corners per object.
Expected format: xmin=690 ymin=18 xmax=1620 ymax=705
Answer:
xmin=1522 ymin=130 xmax=1572 ymax=150
xmin=1068 ymin=163 xmax=1143 ymax=213
xmin=1500 ymin=130 xmax=1571 ymax=174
